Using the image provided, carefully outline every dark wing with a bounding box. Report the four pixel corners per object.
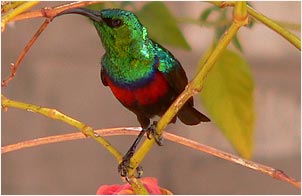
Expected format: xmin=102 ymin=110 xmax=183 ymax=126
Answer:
xmin=161 ymin=57 xmax=196 ymax=107
xmin=164 ymin=59 xmax=188 ymax=95
xmin=151 ymin=40 xmax=188 ymax=96
xmin=152 ymin=41 xmax=210 ymax=124
xmin=165 ymin=61 xmax=210 ymax=123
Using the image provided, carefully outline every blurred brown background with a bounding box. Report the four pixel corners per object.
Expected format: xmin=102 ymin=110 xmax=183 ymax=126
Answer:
xmin=1 ymin=1 xmax=301 ymax=194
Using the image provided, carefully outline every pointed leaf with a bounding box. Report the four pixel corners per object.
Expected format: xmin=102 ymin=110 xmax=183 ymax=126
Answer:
xmin=136 ymin=2 xmax=191 ymax=50
xmin=199 ymin=49 xmax=254 ymax=159
xmin=199 ymin=6 xmax=220 ymax=21
xmin=232 ymin=34 xmax=243 ymax=52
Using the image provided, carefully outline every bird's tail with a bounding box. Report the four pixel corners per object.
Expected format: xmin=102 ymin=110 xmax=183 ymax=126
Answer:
xmin=177 ymin=106 xmax=210 ymax=125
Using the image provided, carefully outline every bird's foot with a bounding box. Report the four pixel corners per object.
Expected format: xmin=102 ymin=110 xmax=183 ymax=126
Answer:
xmin=146 ymin=121 xmax=164 ymax=146
xmin=118 ymin=150 xmax=143 ymax=183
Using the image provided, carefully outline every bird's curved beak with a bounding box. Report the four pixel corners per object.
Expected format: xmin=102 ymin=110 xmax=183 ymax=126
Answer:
xmin=56 ymin=8 xmax=103 ymax=23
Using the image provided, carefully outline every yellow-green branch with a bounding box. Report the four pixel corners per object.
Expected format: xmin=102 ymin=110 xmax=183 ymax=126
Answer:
xmin=7 ymin=1 xmax=100 ymax=22
xmin=1 ymin=1 xmax=40 ymax=31
xmin=210 ymin=1 xmax=301 ymax=50
xmin=127 ymin=2 xmax=247 ymax=178
xmin=247 ymin=5 xmax=300 ymax=50
xmin=2 ymin=2 xmax=24 ymax=13
xmin=3 ymin=1 xmax=300 ymax=193
xmin=1 ymin=94 xmax=148 ymax=194
xmin=3 ymin=128 xmax=300 ymax=189
xmin=1 ymin=94 xmax=122 ymax=162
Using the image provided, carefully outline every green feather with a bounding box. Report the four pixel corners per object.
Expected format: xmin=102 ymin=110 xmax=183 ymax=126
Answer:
xmin=93 ymin=9 xmax=175 ymax=85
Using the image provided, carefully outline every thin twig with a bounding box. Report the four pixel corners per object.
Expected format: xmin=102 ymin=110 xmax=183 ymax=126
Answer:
xmin=2 ymin=19 xmax=50 ymax=87
xmin=9 ymin=1 xmax=100 ymax=22
xmin=164 ymin=132 xmax=301 ymax=189
xmin=1 ymin=1 xmax=40 ymax=31
xmin=2 ymin=2 xmax=27 ymax=13
xmin=210 ymin=1 xmax=301 ymax=50
xmin=1 ymin=95 xmax=146 ymax=193
xmin=1 ymin=94 xmax=122 ymax=162
xmin=247 ymin=5 xmax=300 ymax=50
xmin=1 ymin=127 xmax=141 ymax=154
xmin=1 ymin=127 xmax=300 ymax=189
xmin=1 ymin=1 xmax=101 ymax=87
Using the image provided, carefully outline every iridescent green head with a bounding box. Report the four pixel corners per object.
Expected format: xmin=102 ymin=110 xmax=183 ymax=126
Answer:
xmin=57 ymin=8 xmax=148 ymax=54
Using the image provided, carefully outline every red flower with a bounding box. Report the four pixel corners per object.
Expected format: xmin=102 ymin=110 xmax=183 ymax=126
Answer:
xmin=96 ymin=177 xmax=172 ymax=195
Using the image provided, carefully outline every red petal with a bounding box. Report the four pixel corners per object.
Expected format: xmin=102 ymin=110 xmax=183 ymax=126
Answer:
xmin=96 ymin=177 xmax=172 ymax=195
xmin=140 ymin=177 xmax=162 ymax=194
xmin=96 ymin=184 xmax=133 ymax=195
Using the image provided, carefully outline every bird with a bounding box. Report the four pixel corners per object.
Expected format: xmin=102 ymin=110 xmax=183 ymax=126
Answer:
xmin=56 ymin=7 xmax=210 ymax=179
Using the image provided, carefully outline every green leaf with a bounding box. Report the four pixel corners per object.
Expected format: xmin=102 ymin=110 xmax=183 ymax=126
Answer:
xmin=247 ymin=17 xmax=255 ymax=29
xmin=246 ymin=2 xmax=255 ymax=29
xmin=199 ymin=48 xmax=254 ymax=159
xmin=214 ymin=9 xmax=229 ymax=42
xmin=215 ymin=25 xmax=228 ymax=42
xmin=136 ymin=2 xmax=191 ymax=50
xmin=232 ymin=34 xmax=243 ymax=52
xmin=199 ymin=6 xmax=220 ymax=21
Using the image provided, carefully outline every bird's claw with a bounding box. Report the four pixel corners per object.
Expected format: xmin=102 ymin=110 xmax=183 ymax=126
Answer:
xmin=146 ymin=121 xmax=164 ymax=146
xmin=118 ymin=151 xmax=144 ymax=183
xmin=118 ymin=121 xmax=162 ymax=182
xmin=118 ymin=159 xmax=131 ymax=183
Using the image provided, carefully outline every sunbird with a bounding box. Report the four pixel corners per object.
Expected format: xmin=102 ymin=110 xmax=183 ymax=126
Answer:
xmin=57 ymin=8 xmax=210 ymax=179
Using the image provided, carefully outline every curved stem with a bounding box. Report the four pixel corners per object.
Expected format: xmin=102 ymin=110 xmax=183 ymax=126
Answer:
xmin=1 ymin=94 xmax=148 ymax=193
xmin=2 ymin=1 xmax=102 ymax=87
xmin=2 ymin=2 xmax=25 ymax=13
xmin=210 ymin=1 xmax=301 ymax=50
xmin=1 ymin=94 xmax=123 ymax=162
xmin=8 ymin=1 xmax=100 ymax=22
xmin=247 ymin=5 xmax=300 ymax=50
xmin=2 ymin=128 xmax=300 ymax=189
xmin=2 ymin=19 xmax=50 ymax=87
xmin=1 ymin=127 xmax=141 ymax=154
xmin=1 ymin=1 xmax=40 ymax=31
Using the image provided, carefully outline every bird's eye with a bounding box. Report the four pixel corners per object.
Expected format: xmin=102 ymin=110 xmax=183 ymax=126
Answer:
xmin=104 ymin=18 xmax=123 ymax=28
